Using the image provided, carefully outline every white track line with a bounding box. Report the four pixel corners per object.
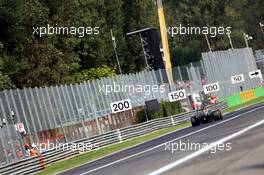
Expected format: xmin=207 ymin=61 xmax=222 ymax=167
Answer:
xmin=148 ymin=119 xmax=264 ymax=175
xmin=79 ymin=105 xmax=264 ymax=175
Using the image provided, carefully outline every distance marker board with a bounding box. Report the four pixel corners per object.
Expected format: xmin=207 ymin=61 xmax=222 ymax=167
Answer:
xmin=110 ymin=99 xmax=132 ymax=113
xmin=168 ymin=89 xmax=187 ymax=102
xmin=203 ymin=82 xmax=220 ymax=94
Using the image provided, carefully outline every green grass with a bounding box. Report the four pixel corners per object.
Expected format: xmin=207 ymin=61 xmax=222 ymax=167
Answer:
xmin=223 ymin=96 xmax=264 ymax=114
xmin=37 ymin=122 xmax=191 ymax=175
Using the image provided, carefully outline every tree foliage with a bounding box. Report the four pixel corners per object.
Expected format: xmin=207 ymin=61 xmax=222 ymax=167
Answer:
xmin=72 ymin=65 xmax=116 ymax=83
xmin=0 ymin=71 xmax=15 ymax=90
xmin=0 ymin=0 xmax=263 ymax=89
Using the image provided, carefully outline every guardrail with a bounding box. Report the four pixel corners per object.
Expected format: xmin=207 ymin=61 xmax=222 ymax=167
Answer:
xmin=0 ymin=147 xmax=79 ymax=175
xmin=0 ymin=101 xmax=227 ymax=175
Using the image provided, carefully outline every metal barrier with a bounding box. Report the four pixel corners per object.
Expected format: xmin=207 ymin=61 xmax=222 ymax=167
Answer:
xmin=0 ymin=102 xmax=227 ymax=175
xmin=0 ymin=148 xmax=79 ymax=175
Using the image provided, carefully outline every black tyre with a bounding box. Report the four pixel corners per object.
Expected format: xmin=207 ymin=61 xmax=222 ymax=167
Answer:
xmin=218 ymin=110 xmax=223 ymax=119
xmin=213 ymin=111 xmax=221 ymax=121
xmin=191 ymin=116 xmax=200 ymax=127
xmin=207 ymin=113 xmax=213 ymax=122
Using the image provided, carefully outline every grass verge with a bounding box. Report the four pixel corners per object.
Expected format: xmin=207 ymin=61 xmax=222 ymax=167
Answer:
xmin=223 ymin=96 xmax=264 ymax=114
xmin=37 ymin=122 xmax=191 ymax=175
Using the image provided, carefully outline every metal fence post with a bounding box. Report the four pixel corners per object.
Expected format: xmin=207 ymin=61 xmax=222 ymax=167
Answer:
xmin=39 ymin=88 xmax=52 ymax=130
xmin=45 ymin=87 xmax=58 ymax=129
xmin=55 ymin=86 xmax=69 ymax=142
xmin=75 ymin=84 xmax=89 ymax=138
xmin=69 ymin=84 xmax=87 ymax=139
xmin=16 ymin=89 xmax=31 ymax=136
xmin=116 ymin=129 xmax=122 ymax=142
xmin=50 ymin=86 xmax=67 ymax=141
xmin=23 ymin=87 xmax=40 ymax=143
xmin=92 ymin=104 xmax=102 ymax=135
xmin=170 ymin=116 xmax=175 ymax=126
xmin=29 ymin=88 xmax=43 ymax=136
xmin=0 ymin=97 xmax=17 ymax=161
xmin=35 ymin=87 xmax=48 ymax=131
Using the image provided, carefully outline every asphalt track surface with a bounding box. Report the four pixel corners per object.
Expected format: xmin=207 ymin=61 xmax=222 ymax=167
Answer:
xmin=60 ymin=104 xmax=264 ymax=175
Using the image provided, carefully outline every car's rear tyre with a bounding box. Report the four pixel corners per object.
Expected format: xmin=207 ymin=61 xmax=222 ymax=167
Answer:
xmin=191 ymin=116 xmax=200 ymax=127
xmin=207 ymin=113 xmax=213 ymax=122
xmin=213 ymin=111 xmax=222 ymax=121
xmin=218 ymin=110 xmax=223 ymax=119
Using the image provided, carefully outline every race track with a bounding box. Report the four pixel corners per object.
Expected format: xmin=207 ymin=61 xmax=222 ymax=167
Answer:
xmin=59 ymin=103 xmax=264 ymax=175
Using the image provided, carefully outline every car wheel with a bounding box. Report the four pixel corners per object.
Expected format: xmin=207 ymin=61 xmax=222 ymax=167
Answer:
xmin=213 ymin=111 xmax=220 ymax=121
xmin=207 ymin=113 xmax=213 ymax=122
xmin=218 ymin=110 xmax=223 ymax=119
xmin=191 ymin=116 xmax=200 ymax=127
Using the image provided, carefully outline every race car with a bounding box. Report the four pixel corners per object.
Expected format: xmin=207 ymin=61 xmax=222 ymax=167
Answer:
xmin=190 ymin=105 xmax=223 ymax=127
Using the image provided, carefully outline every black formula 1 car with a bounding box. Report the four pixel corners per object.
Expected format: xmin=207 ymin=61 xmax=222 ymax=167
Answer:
xmin=190 ymin=106 xmax=223 ymax=127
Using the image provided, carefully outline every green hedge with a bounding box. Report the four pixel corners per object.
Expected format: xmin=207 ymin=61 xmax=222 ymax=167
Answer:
xmin=136 ymin=101 xmax=182 ymax=124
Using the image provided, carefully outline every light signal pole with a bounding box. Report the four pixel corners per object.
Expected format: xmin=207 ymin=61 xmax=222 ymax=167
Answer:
xmin=157 ymin=0 xmax=173 ymax=86
xmin=111 ymin=30 xmax=123 ymax=74
xmin=243 ymin=33 xmax=253 ymax=48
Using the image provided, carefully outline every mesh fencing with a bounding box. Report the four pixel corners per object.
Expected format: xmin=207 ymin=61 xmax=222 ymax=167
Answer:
xmin=202 ymin=48 xmax=260 ymax=98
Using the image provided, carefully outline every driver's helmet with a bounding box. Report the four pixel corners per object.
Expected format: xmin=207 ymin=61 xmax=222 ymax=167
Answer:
xmin=202 ymin=105 xmax=208 ymax=109
xmin=202 ymin=105 xmax=209 ymax=114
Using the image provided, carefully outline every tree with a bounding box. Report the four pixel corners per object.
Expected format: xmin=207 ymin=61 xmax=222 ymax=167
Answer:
xmin=0 ymin=0 xmax=263 ymax=89
xmin=72 ymin=65 xmax=116 ymax=83
xmin=0 ymin=71 xmax=15 ymax=90
xmin=0 ymin=0 xmax=80 ymax=88
xmin=164 ymin=0 xmax=245 ymax=66
xmin=231 ymin=0 xmax=264 ymax=48
xmin=122 ymin=0 xmax=158 ymax=72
